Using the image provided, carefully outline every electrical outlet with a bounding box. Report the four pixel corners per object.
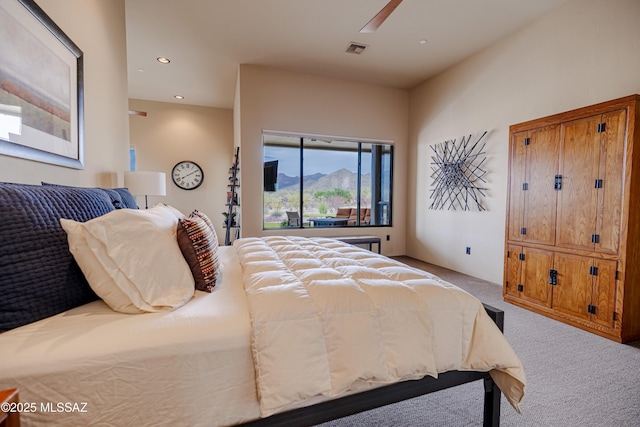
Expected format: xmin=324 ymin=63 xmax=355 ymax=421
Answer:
xmin=466 ymin=247 xmax=471 ymax=255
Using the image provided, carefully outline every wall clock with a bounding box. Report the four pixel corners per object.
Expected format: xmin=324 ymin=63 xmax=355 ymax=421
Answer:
xmin=172 ymin=160 xmax=204 ymax=190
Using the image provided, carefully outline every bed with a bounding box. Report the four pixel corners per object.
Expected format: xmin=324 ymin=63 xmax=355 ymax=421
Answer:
xmin=0 ymin=182 xmax=525 ymax=426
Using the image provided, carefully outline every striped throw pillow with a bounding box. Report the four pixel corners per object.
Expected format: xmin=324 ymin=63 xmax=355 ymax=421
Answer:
xmin=177 ymin=211 xmax=220 ymax=292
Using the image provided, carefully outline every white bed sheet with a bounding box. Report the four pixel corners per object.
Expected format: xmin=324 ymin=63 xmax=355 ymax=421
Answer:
xmin=0 ymin=246 xmax=261 ymax=427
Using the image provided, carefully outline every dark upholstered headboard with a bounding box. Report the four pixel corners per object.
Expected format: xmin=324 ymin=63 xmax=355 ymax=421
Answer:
xmin=0 ymin=182 xmax=137 ymax=332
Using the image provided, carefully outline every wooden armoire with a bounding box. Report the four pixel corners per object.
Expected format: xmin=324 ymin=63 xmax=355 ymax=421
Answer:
xmin=504 ymin=94 xmax=640 ymax=343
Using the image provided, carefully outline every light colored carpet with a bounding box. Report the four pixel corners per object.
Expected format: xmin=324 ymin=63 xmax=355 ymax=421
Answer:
xmin=317 ymin=256 xmax=640 ymax=427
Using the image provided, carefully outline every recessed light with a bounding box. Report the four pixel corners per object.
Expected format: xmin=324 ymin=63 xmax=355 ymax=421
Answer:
xmin=156 ymin=57 xmax=171 ymax=64
xmin=419 ymin=39 xmax=427 ymax=45
xmin=174 ymin=95 xmax=184 ymax=100
xmin=137 ymin=68 xmax=144 ymax=72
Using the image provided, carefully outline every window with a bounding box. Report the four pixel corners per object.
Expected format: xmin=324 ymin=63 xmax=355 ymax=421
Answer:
xmin=263 ymin=132 xmax=393 ymax=229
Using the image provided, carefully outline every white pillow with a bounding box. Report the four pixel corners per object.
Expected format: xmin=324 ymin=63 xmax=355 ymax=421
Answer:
xmin=60 ymin=205 xmax=195 ymax=313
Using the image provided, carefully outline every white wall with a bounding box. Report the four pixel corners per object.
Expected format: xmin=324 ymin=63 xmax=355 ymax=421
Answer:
xmin=408 ymin=0 xmax=640 ymax=284
xmin=0 ymin=0 xmax=129 ymax=187
xmin=236 ymin=65 xmax=409 ymax=255
xmin=128 ymin=99 xmax=234 ymax=238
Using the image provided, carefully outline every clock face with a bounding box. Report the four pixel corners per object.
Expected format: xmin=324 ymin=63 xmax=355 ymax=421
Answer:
xmin=172 ymin=161 xmax=204 ymax=190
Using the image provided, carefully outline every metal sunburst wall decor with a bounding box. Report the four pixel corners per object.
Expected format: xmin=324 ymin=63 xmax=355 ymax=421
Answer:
xmin=429 ymin=131 xmax=488 ymax=211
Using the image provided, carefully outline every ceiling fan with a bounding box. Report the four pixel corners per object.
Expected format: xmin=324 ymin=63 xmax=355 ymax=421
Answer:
xmin=360 ymin=0 xmax=403 ymax=33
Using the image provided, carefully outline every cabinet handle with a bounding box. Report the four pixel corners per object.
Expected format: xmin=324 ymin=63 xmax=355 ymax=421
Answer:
xmin=554 ymin=175 xmax=562 ymax=190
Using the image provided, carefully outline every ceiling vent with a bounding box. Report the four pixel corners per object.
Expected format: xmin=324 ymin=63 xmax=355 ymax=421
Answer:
xmin=345 ymin=42 xmax=368 ymax=54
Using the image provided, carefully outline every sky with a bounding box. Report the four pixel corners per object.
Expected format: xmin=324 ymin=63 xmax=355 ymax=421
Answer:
xmin=264 ymin=146 xmax=370 ymax=176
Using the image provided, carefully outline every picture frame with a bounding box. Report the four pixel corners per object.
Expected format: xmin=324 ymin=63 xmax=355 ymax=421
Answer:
xmin=0 ymin=0 xmax=84 ymax=169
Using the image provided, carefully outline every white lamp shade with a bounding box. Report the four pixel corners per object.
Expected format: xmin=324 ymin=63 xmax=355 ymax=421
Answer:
xmin=124 ymin=171 xmax=166 ymax=196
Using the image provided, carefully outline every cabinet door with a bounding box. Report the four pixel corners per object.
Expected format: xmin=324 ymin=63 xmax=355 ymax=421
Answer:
xmin=556 ymin=116 xmax=601 ymax=251
xmin=590 ymin=259 xmax=617 ymax=329
xmin=523 ymin=126 xmax=560 ymax=245
xmin=507 ymin=132 xmax=527 ymax=242
xmin=595 ymin=110 xmax=626 ymax=255
xmin=520 ymin=247 xmax=553 ymax=307
xmin=504 ymin=245 xmax=522 ymax=297
xmin=552 ymin=253 xmax=592 ymax=320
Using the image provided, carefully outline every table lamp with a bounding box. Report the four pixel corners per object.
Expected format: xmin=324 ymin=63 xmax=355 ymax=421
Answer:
xmin=124 ymin=171 xmax=166 ymax=209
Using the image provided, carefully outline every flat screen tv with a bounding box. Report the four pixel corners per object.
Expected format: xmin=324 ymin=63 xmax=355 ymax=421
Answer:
xmin=264 ymin=160 xmax=278 ymax=192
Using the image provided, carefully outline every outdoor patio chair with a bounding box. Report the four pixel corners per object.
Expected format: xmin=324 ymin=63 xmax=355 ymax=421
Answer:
xmin=286 ymin=211 xmax=301 ymax=227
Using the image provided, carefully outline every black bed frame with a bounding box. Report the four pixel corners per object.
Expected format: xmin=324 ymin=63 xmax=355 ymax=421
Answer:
xmin=240 ymin=304 xmax=504 ymax=427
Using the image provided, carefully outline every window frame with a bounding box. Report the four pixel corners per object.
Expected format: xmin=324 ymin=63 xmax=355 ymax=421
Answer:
xmin=262 ymin=130 xmax=394 ymax=230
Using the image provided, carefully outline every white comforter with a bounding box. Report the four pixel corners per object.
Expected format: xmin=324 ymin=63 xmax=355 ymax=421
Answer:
xmin=234 ymin=236 xmax=526 ymax=417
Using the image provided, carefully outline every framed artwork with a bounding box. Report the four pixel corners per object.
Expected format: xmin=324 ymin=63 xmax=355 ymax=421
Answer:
xmin=0 ymin=0 xmax=84 ymax=169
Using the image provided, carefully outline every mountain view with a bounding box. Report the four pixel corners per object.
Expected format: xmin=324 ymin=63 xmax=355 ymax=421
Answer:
xmin=276 ymin=168 xmax=371 ymax=192
xmin=263 ymin=168 xmax=372 ymax=227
